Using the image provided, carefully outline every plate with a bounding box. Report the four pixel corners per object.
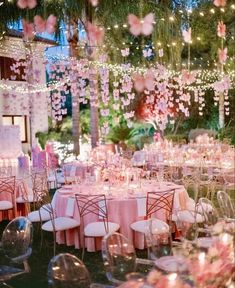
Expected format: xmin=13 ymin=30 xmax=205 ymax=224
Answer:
xmin=155 ymin=256 xmax=187 ymax=272
xmin=196 ymin=237 xmax=215 ymax=248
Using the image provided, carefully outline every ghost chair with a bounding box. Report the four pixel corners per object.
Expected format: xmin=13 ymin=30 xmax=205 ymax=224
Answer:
xmin=0 ymin=216 xmax=33 ymax=288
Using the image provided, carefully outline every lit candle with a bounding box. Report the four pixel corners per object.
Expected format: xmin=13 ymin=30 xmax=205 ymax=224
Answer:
xmin=167 ymin=273 xmax=177 ymax=287
xmin=198 ymin=252 xmax=206 ymax=268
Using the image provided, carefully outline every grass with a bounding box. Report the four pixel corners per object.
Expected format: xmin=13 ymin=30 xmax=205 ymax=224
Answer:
xmin=0 ymin=186 xmax=234 ymax=287
xmin=0 ymin=188 xmax=111 ymax=288
xmin=0 ymin=189 xmax=148 ymax=288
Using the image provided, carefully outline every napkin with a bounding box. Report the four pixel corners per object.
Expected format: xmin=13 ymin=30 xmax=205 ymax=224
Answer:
xmin=65 ymin=197 xmax=75 ymax=217
xmin=136 ymin=197 xmax=146 ymax=217
xmin=70 ymin=165 xmax=77 ymax=177
xmin=99 ymin=199 xmax=107 ymax=219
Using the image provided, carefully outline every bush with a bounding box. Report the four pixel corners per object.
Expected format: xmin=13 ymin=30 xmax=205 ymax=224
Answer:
xmin=165 ymin=134 xmax=187 ymax=144
xmin=188 ymin=129 xmax=217 ymax=142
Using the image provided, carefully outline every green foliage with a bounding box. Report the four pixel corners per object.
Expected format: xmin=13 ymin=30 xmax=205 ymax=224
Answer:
xmin=217 ymin=123 xmax=235 ymax=145
xmin=36 ymin=117 xmax=73 ymax=149
xmin=127 ymin=122 xmax=155 ymax=150
xmin=80 ymin=109 xmax=91 ymax=136
xmin=106 ymin=124 xmax=132 ymax=144
xmin=165 ymin=134 xmax=187 ymax=143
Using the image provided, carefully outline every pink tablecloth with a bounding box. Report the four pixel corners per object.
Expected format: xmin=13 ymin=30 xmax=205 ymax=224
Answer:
xmin=52 ymin=180 xmax=190 ymax=251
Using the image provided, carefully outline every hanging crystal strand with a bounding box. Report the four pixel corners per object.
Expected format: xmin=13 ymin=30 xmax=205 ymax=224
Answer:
xmin=89 ymin=65 xmax=99 ymax=147
xmin=219 ymin=14 xmax=225 ymax=129
xmin=24 ymin=39 xmax=34 ymax=146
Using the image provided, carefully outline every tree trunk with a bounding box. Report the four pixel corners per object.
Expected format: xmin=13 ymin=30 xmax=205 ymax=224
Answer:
xmin=68 ymin=20 xmax=80 ymax=156
xmin=219 ymin=92 xmax=224 ymax=129
xmin=24 ymin=41 xmax=34 ymax=146
xmin=85 ymin=1 xmax=100 ymax=148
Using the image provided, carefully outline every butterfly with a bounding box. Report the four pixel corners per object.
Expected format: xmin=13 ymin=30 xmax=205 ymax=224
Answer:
xmin=218 ymin=47 xmax=227 ymax=64
xmin=213 ymin=0 xmax=226 ymax=6
xmin=17 ymin=0 xmax=37 ymax=9
xmin=143 ymin=48 xmax=152 ymax=58
xmin=34 ymin=15 xmax=57 ymax=34
xmin=128 ymin=13 xmax=155 ymax=36
xmin=182 ymin=28 xmax=192 ymax=43
xmin=3 ymin=93 xmax=9 ymax=98
xmin=133 ymin=70 xmax=155 ymax=92
xmin=22 ymin=19 xmax=34 ymax=40
xmin=86 ymin=22 xmax=104 ymax=45
xmin=89 ymin=0 xmax=98 ymax=6
xmin=217 ymin=21 xmax=226 ymax=38
xmin=181 ymin=69 xmax=197 ymax=85
xmin=121 ymin=48 xmax=130 ymax=57
xmin=100 ymin=109 xmax=109 ymax=117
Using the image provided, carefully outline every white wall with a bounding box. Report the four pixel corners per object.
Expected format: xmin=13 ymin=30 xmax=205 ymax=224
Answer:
xmin=0 ymin=36 xmax=52 ymax=152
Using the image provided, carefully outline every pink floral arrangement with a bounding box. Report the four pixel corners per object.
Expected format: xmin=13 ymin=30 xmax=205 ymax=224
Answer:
xmin=188 ymin=235 xmax=235 ymax=288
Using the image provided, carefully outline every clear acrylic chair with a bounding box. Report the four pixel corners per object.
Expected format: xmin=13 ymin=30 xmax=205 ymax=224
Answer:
xmin=48 ymin=253 xmax=114 ymax=288
xmin=197 ymin=198 xmax=219 ymax=235
xmin=48 ymin=253 xmax=91 ymax=288
xmin=102 ymin=232 xmax=153 ymax=286
xmin=217 ymin=191 xmax=235 ymax=221
xmin=75 ymin=194 xmax=120 ymax=259
xmin=0 ymin=216 xmax=33 ymax=287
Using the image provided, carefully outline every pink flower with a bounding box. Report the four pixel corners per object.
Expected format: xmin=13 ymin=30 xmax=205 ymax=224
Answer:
xmin=218 ymin=47 xmax=227 ymax=64
xmin=17 ymin=0 xmax=37 ymax=9
xmin=217 ymin=21 xmax=226 ymax=38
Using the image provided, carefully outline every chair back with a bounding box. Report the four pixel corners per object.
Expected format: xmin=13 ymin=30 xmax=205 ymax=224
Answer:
xmin=146 ymin=189 xmax=175 ymax=223
xmin=217 ymin=191 xmax=235 ymax=219
xmin=48 ymin=253 xmax=91 ymax=288
xmin=0 ymin=166 xmax=12 ymax=177
xmin=102 ymin=232 xmax=136 ymax=284
xmin=197 ymin=198 xmax=219 ymax=227
xmin=75 ymin=194 xmax=109 ymax=232
xmin=2 ymin=216 xmax=33 ymax=263
xmin=0 ymin=176 xmax=15 ymax=203
xmin=32 ymin=171 xmax=49 ymax=205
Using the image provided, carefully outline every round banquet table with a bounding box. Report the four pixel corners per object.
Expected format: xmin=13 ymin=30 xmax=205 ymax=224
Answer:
xmin=52 ymin=180 xmax=192 ymax=251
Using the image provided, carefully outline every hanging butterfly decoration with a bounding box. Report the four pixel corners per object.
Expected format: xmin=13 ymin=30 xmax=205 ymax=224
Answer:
xmin=142 ymin=47 xmax=153 ymax=59
xmin=127 ymin=13 xmax=155 ymax=36
xmin=218 ymin=47 xmax=227 ymax=64
xmin=17 ymin=0 xmax=37 ymax=9
xmin=86 ymin=22 xmax=104 ymax=45
xmin=22 ymin=19 xmax=34 ymax=40
xmin=34 ymin=15 xmax=57 ymax=34
xmin=133 ymin=70 xmax=155 ymax=92
xmin=121 ymin=48 xmax=130 ymax=57
xmin=182 ymin=28 xmax=192 ymax=43
xmin=217 ymin=21 xmax=226 ymax=38
xmin=213 ymin=0 xmax=226 ymax=7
